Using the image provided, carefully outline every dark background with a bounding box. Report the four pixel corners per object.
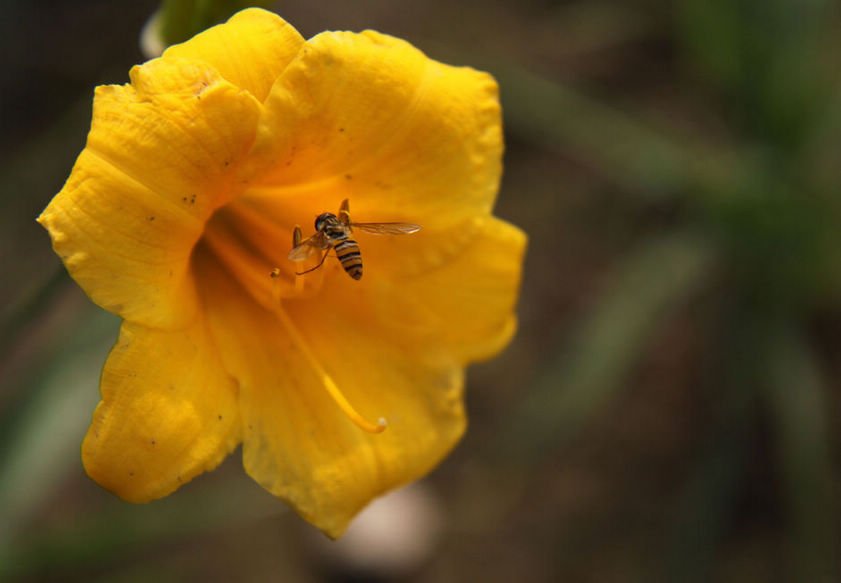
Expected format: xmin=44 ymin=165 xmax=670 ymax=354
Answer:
xmin=2 ymin=1 xmax=841 ymax=581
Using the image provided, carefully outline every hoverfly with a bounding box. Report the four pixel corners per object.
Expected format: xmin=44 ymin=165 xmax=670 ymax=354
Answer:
xmin=287 ymin=199 xmax=420 ymax=280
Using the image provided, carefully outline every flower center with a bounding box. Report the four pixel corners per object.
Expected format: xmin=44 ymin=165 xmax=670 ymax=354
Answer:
xmin=201 ymin=198 xmax=386 ymax=433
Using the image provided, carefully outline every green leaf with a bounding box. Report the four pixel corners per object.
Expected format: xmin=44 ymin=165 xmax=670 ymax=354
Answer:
xmin=504 ymin=230 xmax=716 ymax=461
xmin=762 ymin=324 xmax=839 ymax=581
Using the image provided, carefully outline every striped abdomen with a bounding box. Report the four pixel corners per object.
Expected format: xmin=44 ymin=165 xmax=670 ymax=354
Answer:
xmin=334 ymin=239 xmax=363 ymax=280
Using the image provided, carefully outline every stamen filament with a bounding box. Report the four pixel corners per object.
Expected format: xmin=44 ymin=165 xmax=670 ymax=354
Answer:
xmin=294 ymin=267 xmax=305 ymax=295
xmin=270 ymin=267 xmax=281 ymax=305
xmin=274 ymin=303 xmax=386 ymax=434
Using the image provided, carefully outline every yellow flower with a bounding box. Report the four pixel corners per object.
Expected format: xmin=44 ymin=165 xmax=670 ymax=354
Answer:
xmin=38 ymin=8 xmax=525 ymax=537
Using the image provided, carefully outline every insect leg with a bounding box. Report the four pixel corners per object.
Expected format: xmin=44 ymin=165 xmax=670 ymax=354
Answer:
xmin=296 ymin=249 xmax=330 ymax=275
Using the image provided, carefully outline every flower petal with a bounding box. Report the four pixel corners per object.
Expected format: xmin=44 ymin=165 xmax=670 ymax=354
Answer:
xmin=195 ymin=247 xmax=465 ymax=537
xmin=243 ymin=29 xmax=502 ymax=229
xmin=38 ymin=56 xmax=261 ymax=327
xmin=82 ymin=320 xmax=241 ymax=502
xmin=338 ymin=215 xmax=527 ymax=363
xmin=163 ymin=8 xmax=304 ymax=102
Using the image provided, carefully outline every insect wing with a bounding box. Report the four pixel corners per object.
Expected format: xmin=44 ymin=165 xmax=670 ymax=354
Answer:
xmin=351 ymin=222 xmax=421 ymax=235
xmin=287 ymin=232 xmax=326 ymax=261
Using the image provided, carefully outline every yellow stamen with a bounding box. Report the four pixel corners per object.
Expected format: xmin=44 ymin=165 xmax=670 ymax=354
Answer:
xmin=291 ymin=225 xmax=305 ymax=295
xmin=270 ymin=267 xmax=281 ymax=305
xmin=274 ymin=302 xmax=386 ymax=434
xmin=294 ymin=268 xmax=305 ymax=295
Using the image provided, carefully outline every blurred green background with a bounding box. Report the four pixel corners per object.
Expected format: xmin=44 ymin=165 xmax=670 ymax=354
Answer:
xmin=2 ymin=1 xmax=841 ymax=581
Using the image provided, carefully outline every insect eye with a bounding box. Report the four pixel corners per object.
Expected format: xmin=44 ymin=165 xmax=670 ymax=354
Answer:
xmin=315 ymin=213 xmax=337 ymax=231
xmin=315 ymin=212 xmax=334 ymax=231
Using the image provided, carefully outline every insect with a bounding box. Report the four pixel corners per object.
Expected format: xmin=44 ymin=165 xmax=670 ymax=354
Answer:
xmin=287 ymin=199 xmax=420 ymax=280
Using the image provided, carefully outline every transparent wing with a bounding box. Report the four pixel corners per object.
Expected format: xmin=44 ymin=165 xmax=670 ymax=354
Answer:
xmin=351 ymin=222 xmax=421 ymax=235
xmin=288 ymin=232 xmax=327 ymax=261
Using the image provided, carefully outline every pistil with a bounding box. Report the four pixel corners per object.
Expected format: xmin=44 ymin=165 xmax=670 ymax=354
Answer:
xmin=274 ymin=302 xmax=386 ymax=434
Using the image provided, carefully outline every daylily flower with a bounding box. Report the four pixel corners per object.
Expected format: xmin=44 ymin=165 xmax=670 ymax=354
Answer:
xmin=38 ymin=8 xmax=526 ymax=537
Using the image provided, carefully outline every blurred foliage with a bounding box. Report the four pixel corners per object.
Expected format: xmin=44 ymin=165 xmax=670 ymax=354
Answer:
xmin=156 ymin=0 xmax=272 ymax=45
xmin=2 ymin=0 xmax=841 ymax=581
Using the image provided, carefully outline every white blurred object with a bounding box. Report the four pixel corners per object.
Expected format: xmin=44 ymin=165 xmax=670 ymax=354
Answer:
xmin=139 ymin=10 xmax=165 ymax=59
xmin=310 ymin=483 xmax=443 ymax=577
